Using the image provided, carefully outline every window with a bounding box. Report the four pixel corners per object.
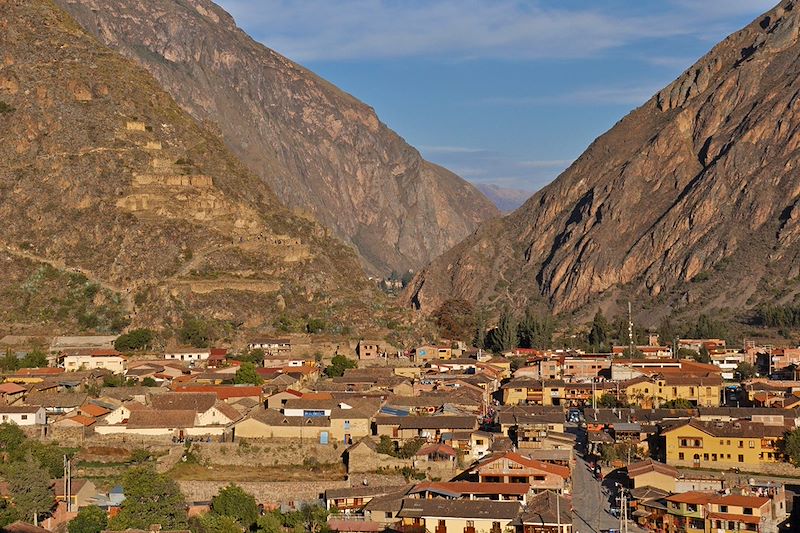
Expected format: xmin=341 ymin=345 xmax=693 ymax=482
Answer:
xmin=703 ymin=453 xmax=709 ymax=461
xmin=706 ymin=387 xmax=711 ymax=395
xmin=344 ymin=420 xmax=350 ymax=429
xmin=739 ymin=440 xmax=744 ymax=448
xmin=689 ymin=387 xmax=695 ymax=395
xmin=743 ymin=508 xmax=753 ymax=515
xmin=385 ymin=513 xmax=392 ymax=519
xmin=476 ymin=439 xmax=484 ymax=445
xmin=20 ymin=415 xmax=27 ymax=420
xmin=749 ymin=440 xmax=755 ymax=448
xmin=679 ymin=452 xmax=685 ymax=460
xmin=738 ymin=454 xmax=744 ymax=462
xmin=720 ymin=505 xmax=728 ymax=512
xmin=711 ymin=454 xmax=717 ymax=461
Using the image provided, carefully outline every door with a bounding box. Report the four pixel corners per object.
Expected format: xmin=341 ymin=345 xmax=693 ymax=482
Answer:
xmin=320 ymin=431 xmax=329 ymax=444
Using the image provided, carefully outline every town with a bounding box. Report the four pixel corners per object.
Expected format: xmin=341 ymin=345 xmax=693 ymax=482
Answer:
xmin=0 ymin=314 xmax=798 ymax=533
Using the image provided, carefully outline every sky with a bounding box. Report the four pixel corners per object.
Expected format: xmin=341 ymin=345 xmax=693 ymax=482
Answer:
xmin=216 ymin=0 xmax=776 ymax=192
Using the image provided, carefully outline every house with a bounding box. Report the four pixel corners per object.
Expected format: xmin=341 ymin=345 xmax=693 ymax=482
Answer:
xmin=170 ymin=384 xmax=263 ymax=402
xmin=414 ymin=345 xmax=453 ymax=362
xmin=25 ymin=391 xmax=87 ymax=416
xmin=469 ymin=452 xmax=570 ymax=494
xmin=61 ymin=350 xmax=126 ymax=373
xmin=662 ymin=419 xmax=787 ymax=470
xmin=375 ymin=415 xmax=478 ymax=442
xmin=516 ymin=490 xmax=572 ymax=533
xmin=248 ymin=337 xmax=291 ymax=354
xmin=623 ymin=373 xmax=723 ymax=408
xmin=0 ymin=382 xmax=27 ymax=404
xmin=164 ymin=347 xmax=211 ymax=363
xmin=408 ymin=481 xmax=531 ymax=503
xmin=230 ymin=408 xmax=332 ymax=443
xmin=397 ymin=498 xmax=521 ymax=533
xmin=150 ymin=393 xmax=241 ymax=425
xmin=664 ymin=491 xmax=713 ymax=532
xmin=324 ymin=485 xmax=409 ymax=512
xmin=357 ymin=340 xmax=384 ymax=360
xmin=415 ymin=442 xmax=458 ymax=464
xmin=207 ymin=348 xmax=228 ymax=368
xmin=706 ymin=494 xmax=772 ymax=533
xmin=0 ymin=405 xmax=46 ymax=426
xmin=54 ymin=478 xmax=97 ymax=509
xmin=266 ymin=389 xmax=304 ymax=410
xmin=441 ymin=430 xmax=494 ymax=460
xmin=626 ymin=459 xmax=678 ymax=492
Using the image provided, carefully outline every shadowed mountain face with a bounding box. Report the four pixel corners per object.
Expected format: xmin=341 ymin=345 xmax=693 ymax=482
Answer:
xmin=53 ymin=0 xmax=499 ymax=275
xmin=0 ymin=0 xmax=392 ymax=334
xmin=405 ymin=1 xmax=800 ymax=319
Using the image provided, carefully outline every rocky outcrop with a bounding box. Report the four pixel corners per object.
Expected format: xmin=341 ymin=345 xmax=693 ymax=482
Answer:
xmin=0 ymin=0 xmax=388 ymax=333
xmin=405 ymin=0 xmax=800 ymax=320
xmin=53 ymin=0 xmax=498 ymax=275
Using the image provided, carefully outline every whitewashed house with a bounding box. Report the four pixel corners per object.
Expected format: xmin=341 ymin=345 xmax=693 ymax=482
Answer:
xmin=0 ymin=405 xmax=46 ymax=426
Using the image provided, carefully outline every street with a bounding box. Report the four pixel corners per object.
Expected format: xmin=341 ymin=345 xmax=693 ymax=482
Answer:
xmin=569 ymin=428 xmax=647 ymax=533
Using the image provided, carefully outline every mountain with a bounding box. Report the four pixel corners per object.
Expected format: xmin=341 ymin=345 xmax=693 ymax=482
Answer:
xmin=52 ymin=0 xmax=499 ymax=275
xmin=405 ymin=0 xmax=800 ymax=322
xmin=476 ymin=184 xmax=534 ymax=213
xmin=0 ymin=0 xmax=392 ymax=335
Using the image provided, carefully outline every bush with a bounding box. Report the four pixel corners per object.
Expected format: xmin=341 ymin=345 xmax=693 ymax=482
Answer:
xmin=114 ymin=329 xmax=155 ymax=352
xmin=179 ymin=317 xmax=210 ymax=348
xmin=0 ymin=101 xmax=14 ymax=114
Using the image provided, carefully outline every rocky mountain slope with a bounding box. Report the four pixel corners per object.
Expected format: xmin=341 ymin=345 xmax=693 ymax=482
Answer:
xmin=53 ymin=0 xmax=498 ymax=275
xmin=406 ymin=0 xmax=800 ymax=322
xmin=476 ymin=183 xmax=534 ymax=213
xmin=0 ymin=0 xmax=390 ymax=334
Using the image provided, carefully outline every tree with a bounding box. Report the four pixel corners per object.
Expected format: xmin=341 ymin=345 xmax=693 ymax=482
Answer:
xmin=5 ymin=456 xmax=54 ymax=523
xmin=325 ymin=355 xmax=357 ymax=378
xmin=661 ymin=398 xmax=694 ymax=409
xmin=234 ymin=362 xmax=263 ymax=385
xmin=21 ymin=348 xmax=47 ymax=368
xmin=0 ymin=499 xmax=19 ymax=529
xmin=398 ymin=438 xmax=426 ymax=459
xmin=597 ymin=393 xmax=625 ymax=408
xmin=142 ymin=377 xmax=158 ymax=387
xmin=780 ymin=427 xmax=800 ymax=466
xmin=0 ymin=349 xmax=19 ymax=372
xmin=735 ymin=362 xmax=756 ymax=381
xmin=198 ymin=514 xmax=241 ymax=533
xmin=488 ymin=309 xmax=518 ymax=353
xmin=211 ymin=484 xmax=258 ymax=528
xmin=110 ymin=466 xmax=187 ymax=530
xmin=68 ymin=505 xmax=108 ymax=533
xmin=114 ymin=329 xmax=155 ymax=352
xmin=179 ymin=317 xmax=211 ymax=348
xmin=0 ymin=423 xmax=26 ymax=461
xmin=693 ymin=314 xmax=726 ymax=339
xmin=306 ymin=318 xmax=327 ymax=334
xmin=376 ymin=435 xmax=396 ymax=456
xmin=693 ymin=346 xmax=712 ymax=364
xmin=432 ymin=299 xmax=476 ymax=342
xmin=256 ymin=512 xmax=284 ymax=533
xmin=587 ymin=310 xmax=611 ymax=352
xmin=517 ymin=309 xmax=554 ymax=349
xmin=677 ymin=347 xmax=699 ymax=359
xmin=473 ymin=309 xmax=489 ymax=349
xmin=292 ymin=504 xmax=329 ymax=533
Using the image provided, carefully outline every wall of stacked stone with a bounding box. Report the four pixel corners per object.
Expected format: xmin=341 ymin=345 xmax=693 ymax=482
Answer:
xmin=178 ymin=480 xmax=348 ymax=507
xmin=194 ymin=439 xmax=343 ymax=466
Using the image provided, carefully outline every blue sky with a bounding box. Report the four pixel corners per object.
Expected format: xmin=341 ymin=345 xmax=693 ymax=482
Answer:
xmin=216 ymin=0 xmax=776 ymax=192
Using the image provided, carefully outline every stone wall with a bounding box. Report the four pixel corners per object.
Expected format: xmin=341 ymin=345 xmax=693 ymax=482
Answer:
xmin=178 ymin=480 xmax=347 ymax=506
xmin=194 ymin=439 xmax=343 ymax=466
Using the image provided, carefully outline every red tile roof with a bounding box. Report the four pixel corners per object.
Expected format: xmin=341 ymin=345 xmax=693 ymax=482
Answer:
xmin=476 ymin=451 xmax=570 ymax=479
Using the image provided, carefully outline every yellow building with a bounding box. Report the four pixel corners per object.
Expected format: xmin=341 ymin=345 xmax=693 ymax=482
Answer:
xmin=626 ymin=459 xmax=678 ymax=493
xmin=663 ymin=420 xmax=785 ymax=470
xmin=624 ymin=374 xmax=722 ymax=408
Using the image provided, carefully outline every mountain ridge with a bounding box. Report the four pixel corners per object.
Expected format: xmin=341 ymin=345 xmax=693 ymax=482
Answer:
xmin=0 ymin=0 xmax=393 ymax=335
xmin=53 ymin=0 xmax=499 ymax=275
xmin=404 ymin=0 xmax=800 ymax=324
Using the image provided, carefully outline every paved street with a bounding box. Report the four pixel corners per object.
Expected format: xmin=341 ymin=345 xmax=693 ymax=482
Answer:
xmin=570 ymin=428 xmax=647 ymax=533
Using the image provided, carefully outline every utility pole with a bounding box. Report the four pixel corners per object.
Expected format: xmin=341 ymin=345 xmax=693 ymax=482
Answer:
xmin=628 ymin=302 xmax=634 ymax=357
xmin=556 ymin=491 xmax=561 ymax=533
xmin=64 ymin=454 xmax=72 ymax=513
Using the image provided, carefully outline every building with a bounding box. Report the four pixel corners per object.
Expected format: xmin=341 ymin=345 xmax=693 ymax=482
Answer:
xmin=0 ymin=405 xmax=46 ymax=426
xmin=626 ymin=459 xmax=678 ymax=492
xmin=663 ymin=419 xmax=786 ymax=470
xmin=164 ymin=347 xmax=211 ymax=362
xmin=396 ymin=498 xmax=521 ymax=533
xmin=357 ymin=340 xmax=384 ymax=360
xmin=469 ymin=452 xmax=570 ymax=494
xmin=516 ymin=490 xmax=572 ymax=533
xmin=414 ymin=345 xmax=453 ymax=362
xmin=61 ymin=350 xmax=126 ymax=373
xmin=248 ymin=337 xmax=291 ymax=354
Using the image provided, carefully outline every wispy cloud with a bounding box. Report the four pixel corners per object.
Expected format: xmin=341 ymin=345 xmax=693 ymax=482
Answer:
xmin=215 ymin=0 xmax=735 ymax=62
xmin=419 ymin=146 xmax=491 ymax=155
xmin=479 ymin=84 xmax=664 ymax=108
xmin=517 ymin=159 xmax=573 ymax=169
